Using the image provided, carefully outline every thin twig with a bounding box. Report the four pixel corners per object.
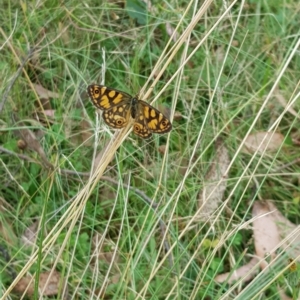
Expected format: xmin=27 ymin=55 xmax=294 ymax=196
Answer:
xmin=0 ymin=146 xmax=41 ymax=164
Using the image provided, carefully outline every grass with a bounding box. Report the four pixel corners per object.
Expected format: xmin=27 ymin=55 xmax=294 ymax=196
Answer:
xmin=0 ymin=0 xmax=300 ymax=299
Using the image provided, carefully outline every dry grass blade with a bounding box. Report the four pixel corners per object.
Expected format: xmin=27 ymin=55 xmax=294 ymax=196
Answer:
xmin=2 ymin=0 xmax=298 ymax=298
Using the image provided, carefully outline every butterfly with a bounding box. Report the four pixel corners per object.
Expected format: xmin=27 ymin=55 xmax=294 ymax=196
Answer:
xmin=87 ymin=84 xmax=172 ymax=138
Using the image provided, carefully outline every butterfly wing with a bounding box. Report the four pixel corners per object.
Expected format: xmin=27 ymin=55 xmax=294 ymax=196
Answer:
xmin=88 ymin=85 xmax=172 ymax=137
xmin=133 ymin=101 xmax=172 ymax=138
xmin=102 ymin=103 xmax=132 ymax=129
xmin=87 ymin=84 xmax=132 ymax=110
xmin=88 ymin=84 xmax=133 ymax=128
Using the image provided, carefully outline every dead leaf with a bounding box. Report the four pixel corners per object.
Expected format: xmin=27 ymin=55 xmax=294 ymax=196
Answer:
xmin=43 ymin=109 xmax=55 ymax=118
xmin=242 ymin=132 xmax=284 ymax=154
xmin=33 ymin=84 xmax=59 ymax=99
xmin=158 ymin=145 xmax=167 ymax=154
xmin=215 ymin=257 xmax=259 ymax=284
xmin=278 ymin=288 xmax=293 ymax=300
xmin=252 ymin=201 xmax=281 ymax=269
xmin=231 ymin=40 xmax=239 ymax=47
xmin=273 ymin=86 xmax=300 ymax=119
xmin=92 ymin=233 xmax=120 ymax=265
xmin=13 ymin=270 xmax=64 ymax=297
xmin=39 ymin=271 xmax=64 ymax=296
xmin=173 ymin=111 xmax=183 ymax=121
xmin=39 ymin=98 xmax=52 ymax=110
xmin=110 ymin=273 xmax=121 ymax=284
xmin=214 ymin=46 xmax=225 ymax=62
xmin=13 ymin=276 xmax=34 ymax=295
xmin=165 ymin=22 xmax=179 ymax=42
xmin=215 ymin=201 xmax=300 ymax=287
xmin=79 ymin=117 xmax=93 ymax=146
xmin=0 ymin=200 xmax=16 ymax=245
xmin=262 ymin=201 xmax=300 ymax=260
xmin=21 ymin=220 xmax=39 ymax=247
xmin=198 ymin=140 xmax=230 ymax=220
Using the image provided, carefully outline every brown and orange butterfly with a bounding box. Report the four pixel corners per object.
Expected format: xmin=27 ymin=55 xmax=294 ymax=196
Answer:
xmin=87 ymin=84 xmax=172 ymax=138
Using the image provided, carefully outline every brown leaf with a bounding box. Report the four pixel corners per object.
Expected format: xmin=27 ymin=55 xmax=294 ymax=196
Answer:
xmin=231 ymin=40 xmax=239 ymax=47
xmin=214 ymin=46 xmax=225 ymax=63
xmin=215 ymin=257 xmax=259 ymax=284
xmin=198 ymin=140 xmax=230 ymax=220
xmin=39 ymin=98 xmax=52 ymax=110
xmin=33 ymin=83 xmax=59 ymax=99
xmin=173 ymin=111 xmax=182 ymax=121
xmin=80 ymin=117 xmax=93 ymax=146
xmin=242 ymin=132 xmax=284 ymax=154
xmin=165 ymin=22 xmax=179 ymax=42
xmin=278 ymin=288 xmax=293 ymax=300
xmin=21 ymin=220 xmax=39 ymax=247
xmin=273 ymin=86 xmax=299 ymax=119
xmin=92 ymin=233 xmax=120 ymax=265
xmin=13 ymin=276 xmax=34 ymax=296
xmin=39 ymin=271 xmax=64 ymax=296
xmin=158 ymin=145 xmax=167 ymax=154
xmin=14 ymin=270 xmax=64 ymax=297
xmin=252 ymin=201 xmax=281 ymax=269
xmin=215 ymin=201 xmax=300 ymax=288
xmin=263 ymin=201 xmax=300 ymax=260
xmin=43 ymin=109 xmax=56 ymax=117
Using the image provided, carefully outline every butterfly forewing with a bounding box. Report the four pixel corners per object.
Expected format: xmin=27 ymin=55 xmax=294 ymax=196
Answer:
xmin=87 ymin=85 xmax=132 ymax=110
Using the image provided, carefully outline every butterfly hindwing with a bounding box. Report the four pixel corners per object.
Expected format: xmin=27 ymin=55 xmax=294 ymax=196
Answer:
xmin=102 ymin=103 xmax=131 ymax=129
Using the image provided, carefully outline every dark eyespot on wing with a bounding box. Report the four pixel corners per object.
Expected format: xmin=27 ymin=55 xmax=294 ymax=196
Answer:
xmin=133 ymin=122 xmax=152 ymax=138
xmin=102 ymin=104 xmax=131 ymax=129
xmin=87 ymin=85 xmax=132 ymax=110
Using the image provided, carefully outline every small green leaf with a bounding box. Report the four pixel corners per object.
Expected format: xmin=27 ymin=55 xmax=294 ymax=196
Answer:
xmin=126 ymin=0 xmax=147 ymax=25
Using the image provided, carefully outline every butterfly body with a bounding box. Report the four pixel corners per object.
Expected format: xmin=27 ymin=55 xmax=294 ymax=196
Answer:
xmin=87 ymin=84 xmax=172 ymax=138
